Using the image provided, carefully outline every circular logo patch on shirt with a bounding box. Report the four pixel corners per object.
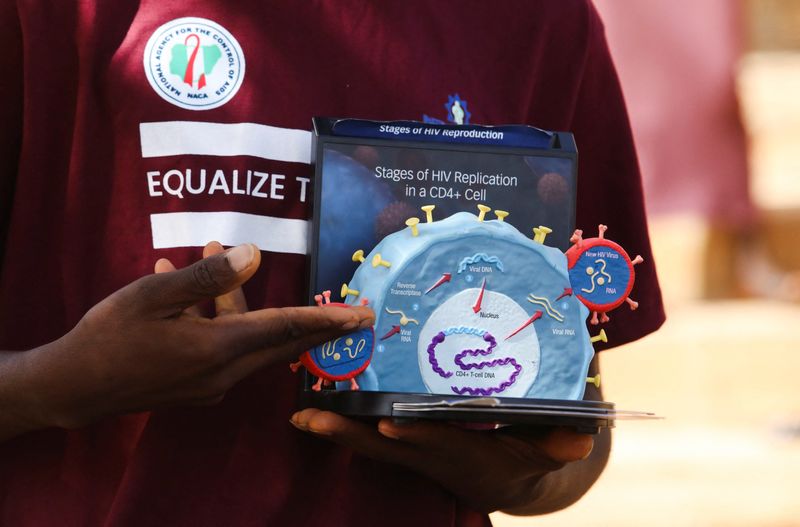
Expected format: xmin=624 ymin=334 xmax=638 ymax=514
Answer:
xmin=143 ymin=17 xmax=245 ymax=111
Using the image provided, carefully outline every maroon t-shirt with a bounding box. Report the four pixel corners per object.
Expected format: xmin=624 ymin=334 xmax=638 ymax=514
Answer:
xmin=0 ymin=1 xmax=664 ymax=525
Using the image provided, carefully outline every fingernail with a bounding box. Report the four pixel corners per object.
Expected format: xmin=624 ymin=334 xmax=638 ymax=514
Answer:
xmin=289 ymin=414 xmax=307 ymax=431
xmin=340 ymin=319 xmax=359 ymax=331
xmin=580 ymin=439 xmax=595 ymax=460
xmin=358 ymin=317 xmax=373 ymax=330
xmin=377 ymin=421 xmax=400 ymax=440
xmin=226 ymin=244 xmax=255 ymax=272
xmin=289 ymin=418 xmax=304 ymax=430
xmin=289 ymin=415 xmax=332 ymax=436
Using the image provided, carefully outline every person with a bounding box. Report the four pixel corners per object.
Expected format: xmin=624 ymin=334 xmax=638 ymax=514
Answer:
xmin=0 ymin=1 xmax=665 ymax=525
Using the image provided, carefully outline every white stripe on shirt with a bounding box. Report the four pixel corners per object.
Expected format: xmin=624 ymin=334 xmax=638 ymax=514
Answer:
xmin=140 ymin=121 xmax=312 ymax=164
xmin=150 ymin=211 xmax=308 ymax=254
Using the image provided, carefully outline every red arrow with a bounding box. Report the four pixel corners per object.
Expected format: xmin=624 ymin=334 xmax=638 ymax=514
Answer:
xmin=472 ymin=278 xmax=487 ymax=313
xmin=505 ymin=311 xmax=543 ymax=341
xmin=555 ymin=287 xmax=573 ymax=301
xmin=425 ymin=273 xmax=452 ymax=294
xmin=380 ymin=325 xmax=402 ymax=340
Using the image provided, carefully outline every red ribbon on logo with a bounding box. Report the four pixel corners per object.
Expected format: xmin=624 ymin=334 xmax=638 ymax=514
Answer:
xmin=183 ymin=34 xmax=206 ymax=89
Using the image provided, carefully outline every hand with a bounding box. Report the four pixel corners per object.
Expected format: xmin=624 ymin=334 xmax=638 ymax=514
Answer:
xmin=13 ymin=242 xmax=374 ymax=432
xmin=289 ymin=411 xmax=599 ymax=514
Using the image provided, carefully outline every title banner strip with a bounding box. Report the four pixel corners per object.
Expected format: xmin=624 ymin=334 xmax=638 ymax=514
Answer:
xmin=150 ymin=211 xmax=308 ymax=254
xmin=140 ymin=121 xmax=312 ymax=164
xmin=330 ymin=119 xmax=554 ymax=149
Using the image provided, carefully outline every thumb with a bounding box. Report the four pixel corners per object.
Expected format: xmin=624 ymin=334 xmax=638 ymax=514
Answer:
xmin=534 ymin=427 xmax=594 ymax=463
xmin=131 ymin=243 xmax=260 ymax=314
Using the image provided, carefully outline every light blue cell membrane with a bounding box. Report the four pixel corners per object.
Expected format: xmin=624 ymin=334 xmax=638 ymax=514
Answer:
xmin=341 ymin=212 xmax=594 ymax=400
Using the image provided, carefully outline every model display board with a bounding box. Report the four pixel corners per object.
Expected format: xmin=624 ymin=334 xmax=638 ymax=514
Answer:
xmin=300 ymin=119 xmax=658 ymax=429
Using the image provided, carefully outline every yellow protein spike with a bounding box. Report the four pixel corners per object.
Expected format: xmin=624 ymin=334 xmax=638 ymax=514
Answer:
xmin=371 ymin=253 xmax=391 ymax=268
xmin=590 ymin=329 xmax=608 ymax=343
xmin=534 ymin=226 xmax=552 ymax=244
xmin=494 ymin=210 xmax=509 ymax=222
xmin=341 ymin=283 xmax=360 ymax=299
xmin=476 ymin=204 xmax=491 ymax=222
xmin=351 ymin=249 xmax=366 ymax=263
xmin=421 ymin=205 xmax=436 ymax=223
xmin=405 ymin=217 xmax=420 ymax=236
xmin=586 ymin=374 xmax=601 ymax=388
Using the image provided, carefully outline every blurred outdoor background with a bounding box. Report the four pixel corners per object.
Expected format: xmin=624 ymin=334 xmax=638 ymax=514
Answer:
xmin=493 ymin=1 xmax=800 ymax=525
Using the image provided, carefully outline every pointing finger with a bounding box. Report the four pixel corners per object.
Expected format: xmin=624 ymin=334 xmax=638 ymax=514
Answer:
xmin=205 ymin=305 xmax=374 ymax=383
xmin=218 ymin=320 xmax=374 ymax=384
xmin=217 ymin=305 xmax=375 ymax=361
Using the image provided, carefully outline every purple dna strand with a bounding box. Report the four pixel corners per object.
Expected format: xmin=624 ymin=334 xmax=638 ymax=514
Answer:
xmin=426 ymin=329 xmax=521 ymax=396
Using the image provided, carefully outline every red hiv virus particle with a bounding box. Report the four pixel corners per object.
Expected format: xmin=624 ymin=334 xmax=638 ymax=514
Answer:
xmin=290 ymin=291 xmax=374 ymax=391
xmin=565 ymin=224 xmax=643 ymax=325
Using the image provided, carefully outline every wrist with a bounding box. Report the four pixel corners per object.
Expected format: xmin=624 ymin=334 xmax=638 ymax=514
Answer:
xmin=499 ymin=470 xmax=564 ymax=515
xmin=0 ymin=336 xmax=85 ymax=441
xmin=501 ymin=427 xmax=612 ymax=516
xmin=0 ymin=348 xmax=52 ymax=440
